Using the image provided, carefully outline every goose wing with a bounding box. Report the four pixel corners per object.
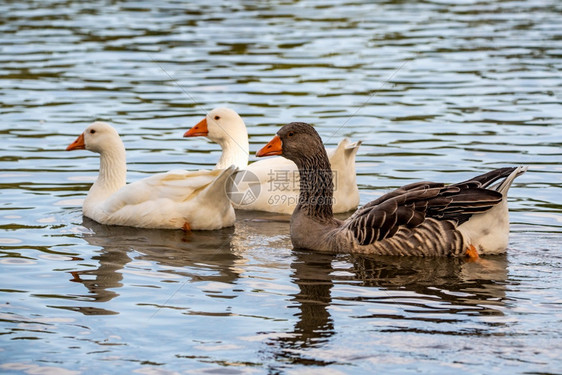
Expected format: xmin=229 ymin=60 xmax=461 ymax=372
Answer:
xmin=343 ymin=178 xmax=504 ymax=247
xmin=101 ymin=168 xmax=227 ymax=215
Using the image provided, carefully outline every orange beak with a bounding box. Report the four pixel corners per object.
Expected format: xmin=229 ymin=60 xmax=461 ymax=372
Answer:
xmin=184 ymin=117 xmax=209 ymax=137
xmin=66 ymin=133 xmax=86 ymax=151
xmin=256 ymin=135 xmax=283 ymax=157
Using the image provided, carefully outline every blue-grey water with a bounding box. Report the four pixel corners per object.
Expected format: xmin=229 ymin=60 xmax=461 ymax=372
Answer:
xmin=1 ymin=0 xmax=561 ymax=374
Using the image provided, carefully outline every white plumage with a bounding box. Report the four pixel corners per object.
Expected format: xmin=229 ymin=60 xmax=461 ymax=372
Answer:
xmin=67 ymin=122 xmax=236 ymax=230
xmin=457 ymin=166 xmax=528 ymax=254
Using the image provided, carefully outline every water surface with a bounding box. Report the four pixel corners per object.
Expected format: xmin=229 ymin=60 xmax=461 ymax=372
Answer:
xmin=1 ymin=0 xmax=561 ymax=374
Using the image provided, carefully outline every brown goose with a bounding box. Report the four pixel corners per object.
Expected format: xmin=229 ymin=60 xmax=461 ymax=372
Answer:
xmin=256 ymin=122 xmax=527 ymax=258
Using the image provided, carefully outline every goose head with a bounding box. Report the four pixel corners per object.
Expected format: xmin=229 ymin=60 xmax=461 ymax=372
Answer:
xmin=185 ymin=107 xmax=247 ymax=146
xmin=184 ymin=107 xmax=249 ymax=169
xmin=66 ymin=121 xmax=123 ymax=155
xmin=257 ymin=122 xmax=325 ymax=164
xmin=66 ymin=121 xmax=127 ymax=203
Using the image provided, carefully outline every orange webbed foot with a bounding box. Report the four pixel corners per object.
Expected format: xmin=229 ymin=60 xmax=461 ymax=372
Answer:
xmin=466 ymin=244 xmax=479 ymax=262
xmin=182 ymin=222 xmax=191 ymax=232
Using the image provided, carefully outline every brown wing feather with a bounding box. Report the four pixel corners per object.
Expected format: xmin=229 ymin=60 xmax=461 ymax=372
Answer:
xmin=345 ymin=171 xmax=506 ymax=246
xmin=454 ymin=167 xmax=517 ymax=189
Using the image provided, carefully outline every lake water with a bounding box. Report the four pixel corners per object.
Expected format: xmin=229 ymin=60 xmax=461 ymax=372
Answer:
xmin=1 ymin=0 xmax=561 ymax=374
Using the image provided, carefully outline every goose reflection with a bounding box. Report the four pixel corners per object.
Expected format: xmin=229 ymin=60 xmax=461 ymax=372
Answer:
xmin=267 ymin=250 xmax=336 ymax=366
xmin=346 ymin=254 xmax=509 ymax=318
xmin=62 ymin=218 xmax=237 ymax=315
xmin=267 ymin=251 xmax=508 ymax=365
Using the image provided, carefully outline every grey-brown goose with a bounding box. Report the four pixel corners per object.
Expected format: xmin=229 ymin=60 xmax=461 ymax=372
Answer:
xmin=256 ymin=122 xmax=527 ymax=258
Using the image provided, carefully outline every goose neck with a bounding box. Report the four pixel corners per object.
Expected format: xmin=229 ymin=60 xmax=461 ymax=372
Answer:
xmin=93 ymin=145 xmax=127 ymax=196
xmin=295 ymin=152 xmax=334 ymax=220
xmin=216 ymin=136 xmax=249 ymax=169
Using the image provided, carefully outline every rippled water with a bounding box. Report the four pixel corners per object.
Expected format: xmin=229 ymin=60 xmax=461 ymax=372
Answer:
xmin=1 ymin=0 xmax=561 ymax=373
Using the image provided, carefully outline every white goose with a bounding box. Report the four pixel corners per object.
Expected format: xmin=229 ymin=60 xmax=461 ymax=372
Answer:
xmin=66 ymin=122 xmax=236 ymax=230
xmin=184 ymin=107 xmax=361 ymax=214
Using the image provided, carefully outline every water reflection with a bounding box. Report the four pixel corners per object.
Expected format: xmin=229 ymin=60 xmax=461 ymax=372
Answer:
xmin=269 ymin=251 xmax=336 ymax=366
xmin=61 ymin=218 xmax=237 ymax=315
xmin=343 ymin=254 xmax=507 ymax=326
xmin=345 ymin=254 xmax=509 ymax=319
xmin=266 ymin=251 xmax=508 ymax=364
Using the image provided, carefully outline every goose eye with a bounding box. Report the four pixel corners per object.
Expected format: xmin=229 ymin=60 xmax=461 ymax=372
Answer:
xmin=288 ymin=131 xmax=295 ymax=137
xmin=214 ymin=116 xmax=220 ymax=120
xmin=90 ymin=129 xmax=96 ymax=134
